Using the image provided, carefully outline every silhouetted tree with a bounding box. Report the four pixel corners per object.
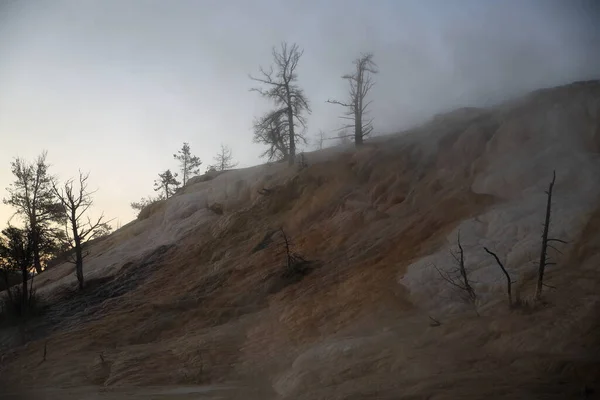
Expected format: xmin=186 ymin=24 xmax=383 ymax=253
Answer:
xmin=327 ymin=53 xmax=378 ymax=146
xmin=0 ymin=226 xmax=34 ymax=314
xmin=154 ymin=169 xmax=180 ymax=199
xmin=3 ymin=151 xmax=63 ymax=273
xmin=52 ymin=171 xmax=112 ymax=290
xmin=212 ymin=144 xmax=238 ymax=171
xmin=38 ymin=226 xmax=70 ymax=266
xmin=250 ymin=42 xmax=311 ymax=165
xmin=253 ymin=110 xmax=290 ymax=162
xmin=173 ymin=143 xmax=202 ymax=186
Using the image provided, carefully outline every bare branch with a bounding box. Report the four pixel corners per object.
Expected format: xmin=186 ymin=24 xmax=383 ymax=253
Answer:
xmin=547 ymin=238 xmax=568 ymax=244
xmin=326 ymin=99 xmax=352 ymax=108
xmin=547 ymin=244 xmax=564 ymax=255
xmin=484 ymin=247 xmax=513 ymax=307
xmin=433 ymin=263 xmax=467 ymax=292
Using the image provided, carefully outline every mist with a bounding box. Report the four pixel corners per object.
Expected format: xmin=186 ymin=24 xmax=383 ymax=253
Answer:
xmin=0 ymin=0 xmax=599 ymax=225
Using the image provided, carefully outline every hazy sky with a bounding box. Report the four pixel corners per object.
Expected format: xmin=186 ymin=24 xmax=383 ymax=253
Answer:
xmin=1 ymin=0 xmax=599 ymax=227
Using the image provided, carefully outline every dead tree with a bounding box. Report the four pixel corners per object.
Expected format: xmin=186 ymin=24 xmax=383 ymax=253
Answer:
xmin=212 ymin=144 xmax=238 ymax=171
xmin=52 ymin=171 xmax=112 ymax=290
xmin=434 ymin=231 xmax=476 ymax=304
xmin=250 ymin=42 xmax=311 ymax=166
xmin=315 ymin=130 xmax=327 ymax=150
xmin=279 ymin=228 xmax=309 ymax=274
xmin=535 ymin=170 xmax=567 ymax=300
xmin=327 ymin=53 xmax=378 ymax=147
xmin=484 ymin=247 xmax=513 ymax=308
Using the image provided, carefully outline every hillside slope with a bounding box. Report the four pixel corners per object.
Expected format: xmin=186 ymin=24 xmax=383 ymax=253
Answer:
xmin=2 ymin=80 xmax=600 ymax=399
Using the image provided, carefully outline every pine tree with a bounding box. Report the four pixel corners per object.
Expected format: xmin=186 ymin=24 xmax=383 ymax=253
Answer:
xmin=173 ymin=143 xmax=202 ymax=186
xmin=3 ymin=152 xmax=63 ymax=273
xmin=154 ymin=169 xmax=181 ymax=199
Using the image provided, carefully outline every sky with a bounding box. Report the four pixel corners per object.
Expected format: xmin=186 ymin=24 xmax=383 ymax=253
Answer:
xmin=0 ymin=0 xmax=599 ymax=227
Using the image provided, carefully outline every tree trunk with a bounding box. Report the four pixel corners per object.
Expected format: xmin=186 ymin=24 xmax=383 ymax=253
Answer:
xmin=355 ymin=111 xmax=363 ymax=146
xmin=20 ymin=261 xmax=28 ymax=315
xmin=30 ymin=219 xmax=43 ymax=274
xmin=286 ymin=89 xmax=296 ymax=166
xmin=1 ymin=269 xmax=15 ymax=306
xmin=71 ymin=209 xmax=85 ymax=290
xmin=183 ymin=158 xmax=188 ymax=186
xmin=74 ymin=236 xmax=84 ymax=290
xmin=33 ymin=245 xmax=42 ymax=274
xmin=354 ymin=69 xmax=364 ymax=147
xmin=535 ymin=171 xmax=556 ymax=300
xmin=75 ymin=247 xmax=84 ymax=290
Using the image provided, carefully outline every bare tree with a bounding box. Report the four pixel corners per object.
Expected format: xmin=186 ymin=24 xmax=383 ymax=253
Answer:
xmin=253 ymin=110 xmax=291 ymax=162
xmin=250 ymin=42 xmax=311 ymax=166
xmin=535 ymin=170 xmax=567 ymax=300
xmin=52 ymin=172 xmax=112 ymax=290
xmin=484 ymin=247 xmax=513 ymax=308
xmin=327 ymin=53 xmax=378 ymax=146
xmin=278 ymin=228 xmax=310 ymax=275
xmin=314 ymin=130 xmax=327 ymax=150
xmin=434 ymin=232 xmax=476 ymax=304
xmin=154 ymin=169 xmax=180 ymax=199
xmin=3 ymin=151 xmax=63 ymax=273
xmin=173 ymin=143 xmax=202 ymax=186
xmin=212 ymin=144 xmax=238 ymax=171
